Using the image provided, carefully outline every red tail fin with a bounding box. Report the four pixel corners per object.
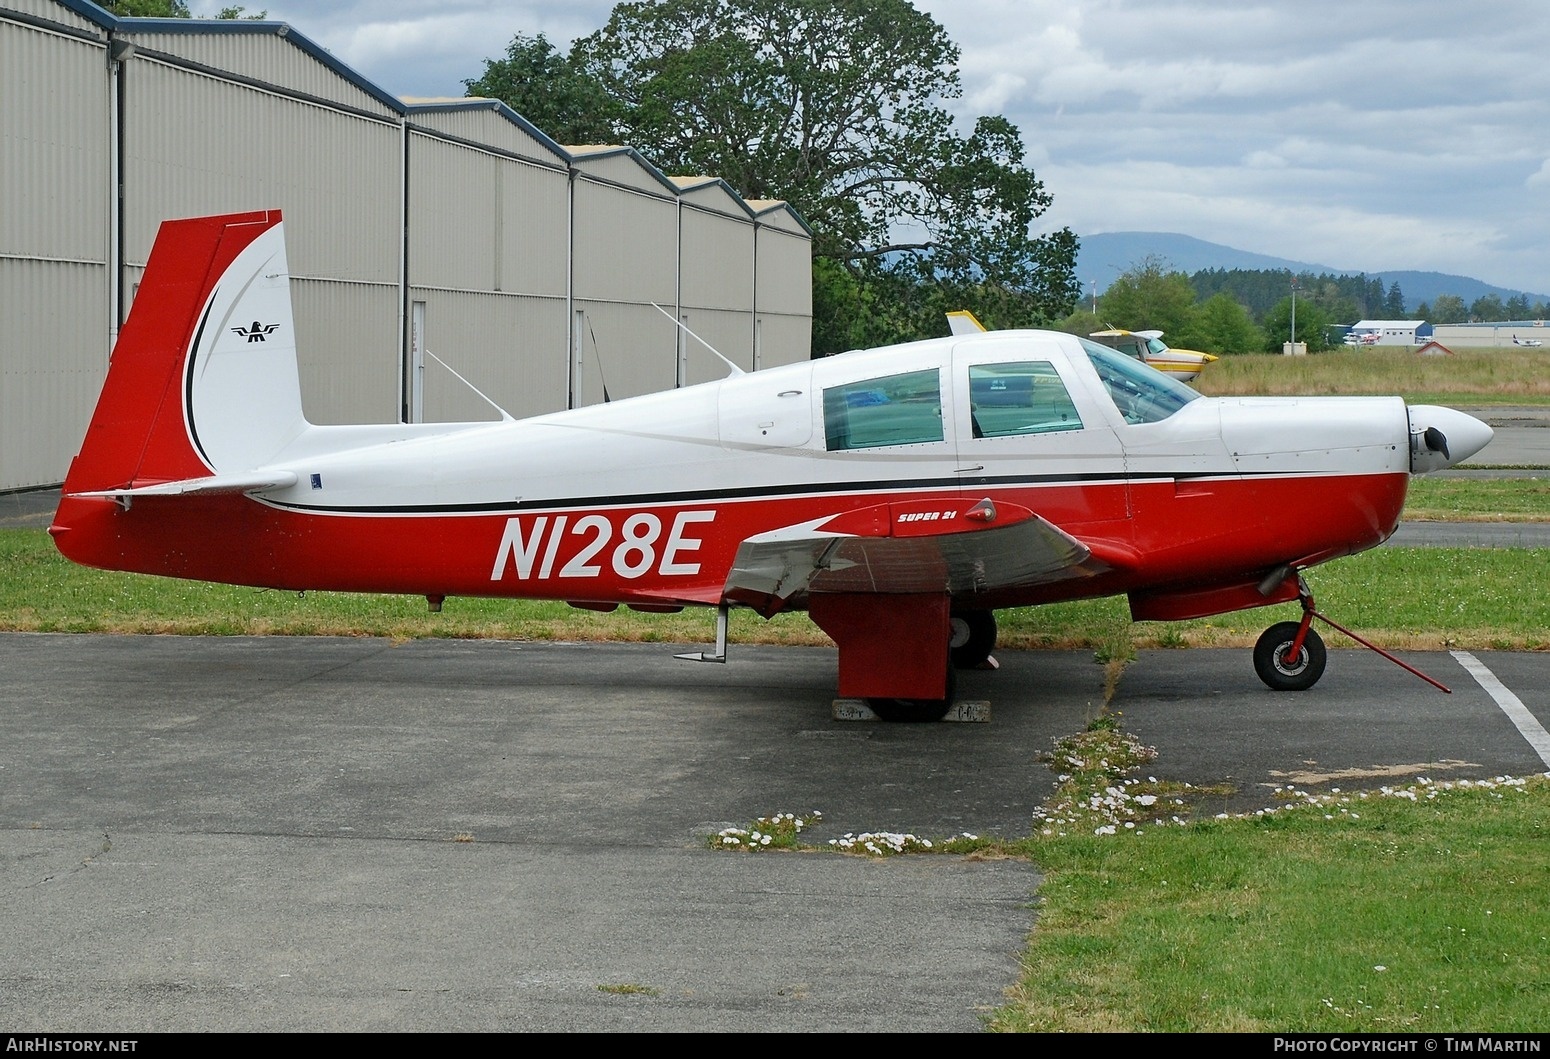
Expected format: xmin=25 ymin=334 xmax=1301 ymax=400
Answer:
xmin=61 ymin=210 xmax=282 ymax=494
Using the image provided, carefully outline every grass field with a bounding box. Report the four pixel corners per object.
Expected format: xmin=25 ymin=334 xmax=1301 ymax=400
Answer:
xmin=1194 ymin=347 xmax=1550 ymax=405
xmin=3 ymin=528 xmax=1547 ymax=650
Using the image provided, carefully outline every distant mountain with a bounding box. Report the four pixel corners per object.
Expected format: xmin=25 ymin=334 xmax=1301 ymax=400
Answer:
xmin=1075 ymin=231 xmax=1550 ymax=312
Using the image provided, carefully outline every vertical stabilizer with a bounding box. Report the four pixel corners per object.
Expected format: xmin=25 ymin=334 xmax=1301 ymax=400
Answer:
xmin=61 ymin=210 xmax=308 ymax=495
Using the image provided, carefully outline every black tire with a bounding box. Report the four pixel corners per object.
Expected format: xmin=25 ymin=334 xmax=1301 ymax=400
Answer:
xmin=868 ymin=668 xmax=957 ymax=722
xmin=949 ymin=610 xmax=997 ymax=669
xmin=1253 ymin=621 xmax=1327 ymax=691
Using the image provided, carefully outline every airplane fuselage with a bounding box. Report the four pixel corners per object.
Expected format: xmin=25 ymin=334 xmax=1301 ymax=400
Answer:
xmin=50 ymin=211 xmax=1492 ymax=705
xmin=57 ymin=331 xmax=1413 ymax=616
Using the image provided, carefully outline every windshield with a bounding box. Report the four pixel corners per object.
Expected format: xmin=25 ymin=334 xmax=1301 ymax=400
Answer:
xmin=1079 ymin=338 xmax=1201 ymax=424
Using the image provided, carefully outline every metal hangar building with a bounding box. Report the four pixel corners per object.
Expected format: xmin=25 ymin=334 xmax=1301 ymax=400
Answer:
xmin=0 ymin=0 xmax=814 ymax=491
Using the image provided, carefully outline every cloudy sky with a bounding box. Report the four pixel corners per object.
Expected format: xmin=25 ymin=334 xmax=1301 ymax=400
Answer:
xmin=190 ymin=0 xmax=1550 ymax=295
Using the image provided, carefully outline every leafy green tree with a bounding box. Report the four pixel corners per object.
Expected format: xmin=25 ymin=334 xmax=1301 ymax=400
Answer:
xmin=1096 ymin=257 xmax=1200 ymax=342
xmin=464 ymin=34 xmax=617 ymax=145
xmin=100 ymin=0 xmax=191 ymax=13
xmin=1505 ymin=294 xmax=1532 ymax=320
xmin=1193 ymin=292 xmax=1264 ymax=355
xmin=101 ymin=2 xmax=266 ymax=15
xmin=1262 ymin=296 xmax=1332 ymax=352
xmin=1430 ymin=294 xmax=1467 ymax=324
xmin=473 ymin=0 xmax=1078 ymax=353
xmin=1470 ymin=294 xmax=1506 ymax=322
xmin=1385 ymin=281 xmax=1406 ymax=316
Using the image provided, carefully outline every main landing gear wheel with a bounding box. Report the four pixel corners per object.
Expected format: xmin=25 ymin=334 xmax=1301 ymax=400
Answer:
xmin=949 ymin=610 xmax=997 ymax=669
xmin=867 ymin=668 xmax=957 ymax=723
xmin=1254 ymin=621 xmax=1327 ymax=691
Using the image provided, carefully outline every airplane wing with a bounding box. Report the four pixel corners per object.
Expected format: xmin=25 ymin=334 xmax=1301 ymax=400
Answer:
xmin=720 ymin=496 xmax=1107 ymax=615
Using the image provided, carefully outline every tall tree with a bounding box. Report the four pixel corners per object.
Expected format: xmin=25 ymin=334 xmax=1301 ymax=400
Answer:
xmin=473 ymin=0 xmax=1078 ymax=352
xmin=1430 ymin=294 xmax=1467 ymax=324
xmin=1470 ymin=293 xmax=1506 ymax=322
xmin=1193 ymin=292 xmax=1264 ymax=355
xmin=1262 ymin=296 xmax=1332 ymax=352
xmin=1385 ymin=280 xmax=1406 ymax=317
xmin=1096 ymin=257 xmax=1200 ymax=342
xmin=464 ymin=34 xmax=616 ymax=145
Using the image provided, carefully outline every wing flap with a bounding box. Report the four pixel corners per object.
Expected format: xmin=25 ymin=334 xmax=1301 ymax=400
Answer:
xmin=722 ymin=497 xmax=1107 ymax=613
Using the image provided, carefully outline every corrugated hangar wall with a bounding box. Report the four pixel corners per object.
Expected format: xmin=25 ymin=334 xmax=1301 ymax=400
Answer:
xmin=0 ymin=0 xmax=812 ymax=491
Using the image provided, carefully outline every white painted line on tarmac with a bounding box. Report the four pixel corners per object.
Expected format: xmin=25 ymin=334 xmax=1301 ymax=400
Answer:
xmin=1451 ymin=651 xmax=1550 ymax=768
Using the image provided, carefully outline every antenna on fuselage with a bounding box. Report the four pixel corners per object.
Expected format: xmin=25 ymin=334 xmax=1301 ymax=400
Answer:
xmin=424 ymin=350 xmax=515 ymax=422
xmin=652 ymin=303 xmax=746 ymax=378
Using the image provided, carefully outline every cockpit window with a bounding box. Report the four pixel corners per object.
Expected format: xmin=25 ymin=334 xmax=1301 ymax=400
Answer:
xmin=1079 ymin=338 xmax=1201 ymax=424
xmin=823 ymin=368 xmax=944 ymax=450
xmin=968 ymin=362 xmax=1082 ymax=437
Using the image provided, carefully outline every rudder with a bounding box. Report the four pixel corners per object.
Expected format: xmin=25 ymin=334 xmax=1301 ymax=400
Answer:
xmin=61 ymin=209 xmax=306 ymax=495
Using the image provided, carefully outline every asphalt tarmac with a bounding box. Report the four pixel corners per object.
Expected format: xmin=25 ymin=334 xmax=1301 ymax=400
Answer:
xmin=2 ymin=633 xmax=1547 ymax=1032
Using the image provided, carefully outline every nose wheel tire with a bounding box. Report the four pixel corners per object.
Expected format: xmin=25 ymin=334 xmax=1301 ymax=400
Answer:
xmin=949 ymin=610 xmax=997 ymax=669
xmin=1254 ymin=621 xmax=1327 ymax=691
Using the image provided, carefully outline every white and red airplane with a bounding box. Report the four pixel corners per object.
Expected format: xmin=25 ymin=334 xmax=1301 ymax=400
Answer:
xmin=52 ymin=211 xmax=1492 ymax=718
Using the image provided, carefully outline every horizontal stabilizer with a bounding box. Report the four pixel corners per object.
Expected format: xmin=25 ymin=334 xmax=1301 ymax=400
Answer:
xmin=71 ymin=470 xmax=298 ymax=501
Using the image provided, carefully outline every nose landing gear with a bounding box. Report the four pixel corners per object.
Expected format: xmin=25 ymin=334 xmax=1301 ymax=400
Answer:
xmin=1253 ymin=575 xmax=1451 ymax=693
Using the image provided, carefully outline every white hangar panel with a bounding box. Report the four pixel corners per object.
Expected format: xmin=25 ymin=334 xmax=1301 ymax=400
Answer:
xmin=572 ymin=300 xmax=679 ymax=407
xmin=5 ymin=0 xmax=104 ymax=33
xmin=671 ymin=176 xmax=752 ymax=220
xmin=680 ymin=206 xmax=755 ymax=313
xmin=679 ymin=308 xmax=755 ymax=382
xmin=754 ymin=313 xmax=810 ymax=372
xmin=120 ymin=23 xmax=399 ymax=119
xmin=0 ymin=260 xmax=106 ymax=488
xmin=567 ymin=146 xmax=679 ymax=198
xmin=570 ymin=179 xmax=678 ymax=305
xmin=121 ymin=59 xmax=401 ymax=279
xmin=409 ymin=135 xmax=504 ymax=291
xmin=0 ymin=16 xmax=106 ymax=259
xmin=413 ymin=289 xmax=569 ymax=423
xmin=754 ymin=215 xmax=814 ymax=319
xmin=290 ymin=278 xmax=399 ymax=425
xmin=750 ymin=201 xmax=809 ymax=237
xmin=752 ymin=205 xmax=814 ymax=368
xmin=0 ymin=13 xmax=110 ymax=488
xmin=499 ymin=160 xmax=570 ymax=298
xmin=407 ymin=135 xmax=569 ymax=299
xmin=406 ymin=100 xmax=568 ymax=169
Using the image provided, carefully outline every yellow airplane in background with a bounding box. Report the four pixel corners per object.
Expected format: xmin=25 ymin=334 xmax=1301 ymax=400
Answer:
xmin=1085 ymin=329 xmax=1217 ymax=382
xmin=946 ymin=312 xmax=1216 ymax=382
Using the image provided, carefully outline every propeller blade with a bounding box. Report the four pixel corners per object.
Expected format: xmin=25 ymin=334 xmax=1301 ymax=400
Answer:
xmin=1423 ymin=426 xmax=1449 ymax=460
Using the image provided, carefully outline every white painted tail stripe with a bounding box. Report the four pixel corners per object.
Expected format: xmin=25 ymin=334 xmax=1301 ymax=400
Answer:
xmin=1451 ymin=651 xmax=1550 ymax=768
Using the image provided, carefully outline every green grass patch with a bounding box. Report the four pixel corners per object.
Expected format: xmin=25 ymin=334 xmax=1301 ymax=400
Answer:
xmin=994 ymin=546 xmax=1550 ymax=651
xmin=987 ymin=725 xmax=1550 ymax=1033
xmin=995 ymin=777 xmax=1550 ymax=1032
xmin=5 ymin=530 xmax=1546 ymax=650
xmin=1402 ymin=476 xmax=1550 ymax=521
